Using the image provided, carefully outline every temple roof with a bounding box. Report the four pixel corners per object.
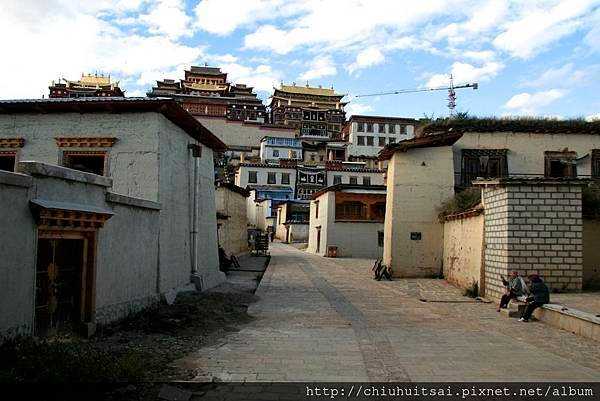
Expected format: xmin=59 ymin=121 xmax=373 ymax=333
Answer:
xmin=276 ymin=84 xmax=343 ymax=97
xmin=182 ymin=82 xmax=228 ymax=91
xmin=188 ymin=66 xmax=226 ymax=75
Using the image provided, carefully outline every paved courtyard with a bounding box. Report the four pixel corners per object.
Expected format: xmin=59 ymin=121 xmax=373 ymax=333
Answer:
xmin=177 ymin=243 xmax=600 ymax=382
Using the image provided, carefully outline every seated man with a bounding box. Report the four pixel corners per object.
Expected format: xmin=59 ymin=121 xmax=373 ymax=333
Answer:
xmin=497 ymin=270 xmax=527 ymax=312
xmin=519 ymin=275 xmax=550 ymax=322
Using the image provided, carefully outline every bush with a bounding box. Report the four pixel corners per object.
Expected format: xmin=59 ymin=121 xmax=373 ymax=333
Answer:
xmin=437 ymin=187 xmax=481 ymax=222
xmin=582 ymin=187 xmax=600 ymax=220
xmin=463 ymin=281 xmax=479 ymax=298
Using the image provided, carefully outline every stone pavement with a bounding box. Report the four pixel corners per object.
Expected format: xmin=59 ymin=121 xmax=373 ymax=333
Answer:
xmin=176 ymin=243 xmax=600 ymax=382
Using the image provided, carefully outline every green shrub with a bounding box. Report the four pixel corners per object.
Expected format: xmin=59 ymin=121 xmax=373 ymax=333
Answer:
xmin=437 ymin=187 xmax=481 ymax=222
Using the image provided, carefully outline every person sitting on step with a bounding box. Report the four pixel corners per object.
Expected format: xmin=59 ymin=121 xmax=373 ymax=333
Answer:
xmin=519 ymin=275 xmax=550 ymax=322
xmin=497 ymin=270 xmax=527 ymax=312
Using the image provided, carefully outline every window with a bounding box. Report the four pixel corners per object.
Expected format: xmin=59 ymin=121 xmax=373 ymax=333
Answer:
xmin=63 ymin=151 xmax=107 ymax=176
xmin=335 ymin=201 xmax=366 ymax=220
xmin=388 ymin=137 xmax=396 ymax=144
xmin=400 ymin=125 xmax=408 ymax=135
xmin=378 ymin=231 xmax=384 ymax=247
xmin=388 ymin=124 xmax=395 ymax=134
xmin=366 ymin=136 xmax=374 ymax=146
xmin=545 ymin=151 xmax=577 ymax=178
xmin=378 ymin=137 xmax=386 ymax=146
xmin=593 ymin=150 xmax=600 ymax=179
xmin=0 ymin=151 xmax=17 ymax=172
xmin=371 ymin=202 xmax=386 ymax=220
xmin=362 ymin=176 xmax=371 ymax=186
xmin=291 ymin=150 xmax=298 ymax=159
xmin=281 ymin=173 xmax=290 ymax=185
xmin=366 ymin=123 xmax=373 ymax=132
xmin=333 ymin=175 xmax=342 ymax=185
xmin=273 ymin=149 xmax=280 ymax=157
xmin=310 ymin=153 xmax=316 ymax=162
xmin=357 ymin=136 xmax=365 ymax=146
xmin=248 ymin=170 xmax=257 ymax=183
xmin=314 ymin=200 xmax=319 ymax=219
xmin=378 ymin=124 xmax=386 ymax=133
xmin=462 ymin=149 xmax=508 ymax=186
xmin=267 ymin=172 xmax=276 ymax=184
xmin=349 ymin=176 xmax=358 ymax=185
xmin=357 ymin=122 xmax=364 ymax=132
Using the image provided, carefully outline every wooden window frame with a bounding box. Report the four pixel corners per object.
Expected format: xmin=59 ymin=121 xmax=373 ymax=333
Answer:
xmin=267 ymin=172 xmax=276 ymax=184
xmin=62 ymin=150 xmax=109 ymax=176
xmin=461 ymin=149 xmax=508 ymax=186
xmin=248 ymin=170 xmax=258 ymax=184
xmin=592 ymin=150 xmax=600 ymax=179
xmin=0 ymin=150 xmax=18 ymax=172
xmin=544 ymin=151 xmax=577 ymax=178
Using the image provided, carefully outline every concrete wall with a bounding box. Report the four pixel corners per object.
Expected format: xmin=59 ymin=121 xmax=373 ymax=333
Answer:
xmin=0 ymin=113 xmax=160 ymax=201
xmin=443 ymin=213 xmax=484 ymax=290
xmin=481 ymin=182 xmax=584 ymax=300
xmin=0 ymin=171 xmax=36 ymax=337
xmin=0 ymin=164 xmax=162 ymax=336
xmin=216 ymin=187 xmax=248 ymax=256
xmin=347 ymin=122 xmax=415 ymax=157
xmin=583 ymin=219 xmax=600 ymax=289
xmin=454 ymin=132 xmax=600 ymax=179
xmin=158 ymin=115 xmax=223 ymax=292
xmin=275 ymin=203 xmax=289 ymax=240
xmin=384 ymin=146 xmax=455 ymax=277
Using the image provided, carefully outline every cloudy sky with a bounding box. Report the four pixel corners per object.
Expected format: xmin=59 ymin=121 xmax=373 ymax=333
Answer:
xmin=1 ymin=0 xmax=600 ymax=119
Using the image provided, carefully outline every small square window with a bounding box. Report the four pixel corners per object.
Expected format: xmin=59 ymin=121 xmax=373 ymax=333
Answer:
xmin=389 ymin=137 xmax=396 ymax=144
xmin=267 ymin=172 xmax=276 ymax=184
xmin=378 ymin=137 xmax=386 ymax=146
xmin=0 ymin=152 xmax=17 ymax=172
xmin=362 ymin=176 xmax=371 ymax=186
xmin=388 ymin=125 xmax=395 ymax=134
xmin=366 ymin=136 xmax=374 ymax=146
xmin=281 ymin=173 xmax=290 ymax=185
xmin=273 ymin=149 xmax=280 ymax=157
xmin=63 ymin=151 xmax=107 ymax=176
xmin=333 ymin=175 xmax=342 ymax=185
xmin=366 ymin=123 xmax=373 ymax=133
xmin=349 ymin=176 xmax=358 ymax=185
xmin=357 ymin=136 xmax=365 ymax=146
xmin=357 ymin=122 xmax=364 ymax=132
xmin=378 ymin=124 xmax=386 ymax=133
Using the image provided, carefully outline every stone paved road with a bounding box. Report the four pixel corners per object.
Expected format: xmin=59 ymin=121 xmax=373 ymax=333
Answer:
xmin=176 ymin=243 xmax=600 ymax=382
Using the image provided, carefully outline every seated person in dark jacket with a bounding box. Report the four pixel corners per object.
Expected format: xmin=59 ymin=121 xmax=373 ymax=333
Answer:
xmin=519 ymin=275 xmax=550 ymax=322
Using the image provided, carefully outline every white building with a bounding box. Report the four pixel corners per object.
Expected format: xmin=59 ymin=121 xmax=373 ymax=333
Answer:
xmin=307 ymin=184 xmax=387 ymax=258
xmin=342 ymin=115 xmax=417 ymax=168
xmin=0 ymin=97 xmax=226 ymax=337
xmin=259 ymin=136 xmax=303 ymax=163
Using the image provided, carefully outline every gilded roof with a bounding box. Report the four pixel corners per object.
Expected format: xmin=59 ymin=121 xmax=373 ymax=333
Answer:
xmin=277 ymin=84 xmax=342 ymax=97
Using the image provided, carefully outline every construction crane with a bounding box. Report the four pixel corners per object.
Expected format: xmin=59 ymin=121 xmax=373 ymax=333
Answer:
xmin=355 ymin=75 xmax=478 ymax=117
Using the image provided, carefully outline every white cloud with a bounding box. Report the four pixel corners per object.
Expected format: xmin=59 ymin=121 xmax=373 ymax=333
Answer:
xmin=426 ymin=61 xmax=503 ymax=87
xmin=346 ymin=103 xmax=374 ymax=116
xmin=138 ymin=0 xmax=192 ymax=39
xmin=299 ymin=56 xmax=337 ymax=81
xmin=524 ymin=63 xmax=595 ymax=88
xmin=219 ymin=63 xmax=282 ymax=93
xmin=586 ymin=113 xmax=600 ymax=121
xmin=194 ymin=0 xmax=285 ymax=36
xmin=504 ymin=89 xmax=568 ymax=114
xmin=493 ymin=0 xmax=596 ymax=59
xmin=346 ymin=48 xmax=385 ymax=75
xmin=0 ymin=0 xmax=207 ymax=99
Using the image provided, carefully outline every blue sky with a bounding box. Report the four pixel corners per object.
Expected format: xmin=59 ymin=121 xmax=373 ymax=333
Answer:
xmin=1 ymin=0 xmax=600 ymax=120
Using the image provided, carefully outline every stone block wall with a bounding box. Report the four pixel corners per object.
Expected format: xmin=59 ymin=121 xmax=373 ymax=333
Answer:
xmin=481 ymin=181 xmax=584 ymax=300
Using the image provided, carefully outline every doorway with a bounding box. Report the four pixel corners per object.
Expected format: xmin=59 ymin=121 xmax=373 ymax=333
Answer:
xmin=34 ymin=232 xmax=95 ymax=337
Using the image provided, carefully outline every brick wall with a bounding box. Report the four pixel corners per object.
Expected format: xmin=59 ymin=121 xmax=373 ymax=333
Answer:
xmin=482 ymin=182 xmax=583 ymax=300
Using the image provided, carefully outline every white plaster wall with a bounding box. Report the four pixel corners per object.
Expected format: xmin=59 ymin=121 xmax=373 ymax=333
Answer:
xmin=158 ymin=116 xmax=224 ymax=292
xmin=454 ymin=132 xmax=600 ymax=179
xmin=215 ymin=187 xmax=248 ymax=255
xmin=384 ymin=146 xmax=455 ymax=277
xmin=275 ymin=203 xmax=288 ymax=240
xmin=307 ymin=193 xmax=331 ymax=255
xmin=348 ymin=122 xmax=415 ymax=157
xmin=196 ymin=117 xmax=296 ymax=148
xmin=326 ymin=170 xmax=385 ymax=186
xmin=326 ymin=221 xmax=384 ymax=258
xmin=236 ymin=164 xmax=296 ymax=189
xmin=0 ymin=113 xmax=160 ymax=200
xmin=442 ymin=214 xmax=484 ymax=290
xmin=260 ymin=144 xmax=302 ymax=163
xmin=0 ymin=173 xmax=36 ymax=337
xmin=288 ymin=223 xmax=309 ymax=242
